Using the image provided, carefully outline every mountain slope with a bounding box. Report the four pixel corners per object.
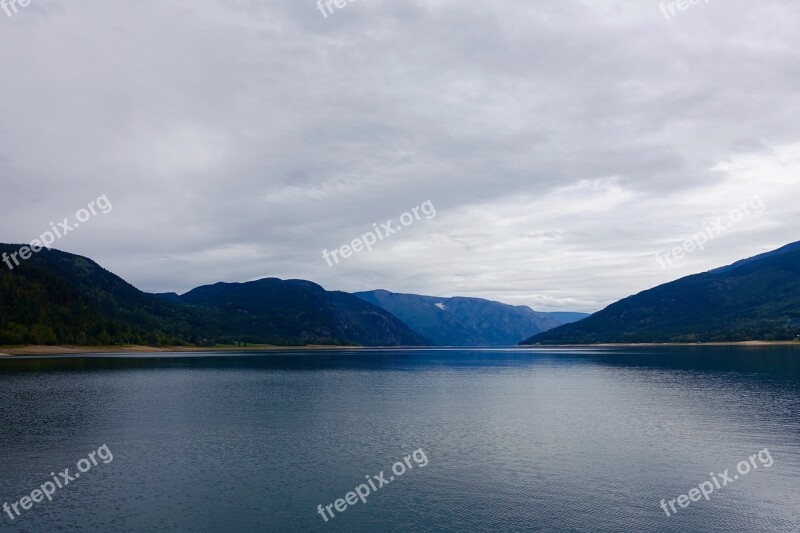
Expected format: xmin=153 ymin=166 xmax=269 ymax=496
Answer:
xmin=356 ymin=290 xmax=587 ymax=346
xmin=0 ymin=244 xmax=215 ymax=345
xmin=522 ymin=241 xmax=800 ymax=344
xmin=174 ymin=279 xmax=431 ymax=346
xmin=0 ymin=245 xmax=428 ymax=347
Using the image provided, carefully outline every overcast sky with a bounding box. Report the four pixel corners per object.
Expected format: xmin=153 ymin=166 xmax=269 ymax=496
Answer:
xmin=1 ymin=0 xmax=799 ymax=312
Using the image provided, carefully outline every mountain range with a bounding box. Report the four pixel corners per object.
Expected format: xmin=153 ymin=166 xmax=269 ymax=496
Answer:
xmin=356 ymin=290 xmax=586 ymax=346
xmin=523 ymin=241 xmax=800 ymax=344
xmin=0 ymin=244 xmax=426 ymax=347
xmin=159 ymin=278 xmax=431 ymax=346
xmin=4 ymin=240 xmax=799 ymax=348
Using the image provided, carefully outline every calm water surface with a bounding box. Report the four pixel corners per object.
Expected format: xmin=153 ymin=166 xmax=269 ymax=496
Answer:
xmin=1 ymin=347 xmax=799 ymax=532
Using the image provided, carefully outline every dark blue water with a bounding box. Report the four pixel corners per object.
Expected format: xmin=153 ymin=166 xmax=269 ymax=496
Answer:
xmin=1 ymin=347 xmax=799 ymax=532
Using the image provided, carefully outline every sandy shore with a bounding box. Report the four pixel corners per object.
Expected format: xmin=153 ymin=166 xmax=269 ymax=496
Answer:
xmin=0 ymin=344 xmax=363 ymax=356
xmin=522 ymin=341 xmax=800 ymax=347
xmin=2 ymin=341 xmax=798 ymax=356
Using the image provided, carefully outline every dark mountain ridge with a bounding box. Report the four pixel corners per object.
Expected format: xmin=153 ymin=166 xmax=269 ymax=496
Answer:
xmin=522 ymin=241 xmax=800 ymax=344
xmin=0 ymin=244 xmax=212 ymax=346
xmin=173 ymin=278 xmax=431 ymax=346
xmin=0 ymin=244 xmax=427 ymax=347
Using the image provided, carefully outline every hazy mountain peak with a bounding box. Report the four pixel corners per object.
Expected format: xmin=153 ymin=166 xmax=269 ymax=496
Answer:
xmin=355 ymin=289 xmax=587 ymax=346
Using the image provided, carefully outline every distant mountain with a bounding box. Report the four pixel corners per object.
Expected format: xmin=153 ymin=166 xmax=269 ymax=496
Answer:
xmin=153 ymin=292 xmax=181 ymax=302
xmin=0 ymin=244 xmax=428 ymax=347
xmin=355 ymin=290 xmax=588 ymax=346
xmin=522 ymin=241 xmax=800 ymax=344
xmin=544 ymin=312 xmax=592 ymax=324
xmin=172 ymin=279 xmax=431 ymax=347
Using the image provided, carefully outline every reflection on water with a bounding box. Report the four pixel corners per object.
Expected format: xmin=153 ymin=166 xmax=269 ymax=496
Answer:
xmin=1 ymin=347 xmax=799 ymax=532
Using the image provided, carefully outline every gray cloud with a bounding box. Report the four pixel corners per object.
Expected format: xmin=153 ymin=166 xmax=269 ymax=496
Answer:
xmin=1 ymin=0 xmax=799 ymax=312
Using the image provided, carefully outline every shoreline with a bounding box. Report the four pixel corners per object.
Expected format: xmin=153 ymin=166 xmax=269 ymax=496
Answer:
xmin=1 ymin=340 xmax=799 ymax=356
xmin=0 ymin=344 xmax=367 ymax=356
xmin=519 ymin=341 xmax=800 ymax=347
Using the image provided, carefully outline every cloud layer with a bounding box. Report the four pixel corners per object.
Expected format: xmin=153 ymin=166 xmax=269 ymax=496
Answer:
xmin=1 ymin=0 xmax=799 ymax=311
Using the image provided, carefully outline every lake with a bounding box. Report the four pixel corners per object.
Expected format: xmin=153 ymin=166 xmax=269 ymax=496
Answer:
xmin=1 ymin=347 xmax=799 ymax=532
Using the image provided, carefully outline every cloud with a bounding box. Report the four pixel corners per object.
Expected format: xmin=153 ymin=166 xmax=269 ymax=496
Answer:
xmin=1 ymin=0 xmax=799 ymax=312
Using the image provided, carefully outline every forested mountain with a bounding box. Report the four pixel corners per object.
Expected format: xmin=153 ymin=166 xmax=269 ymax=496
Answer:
xmin=0 ymin=245 xmax=428 ymax=347
xmin=170 ymin=279 xmax=431 ymax=346
xmin=8 ymin=239 xmax=796 ymax=349
xmin=522 ymin=241 xmax=800 ymax=344
xmin=0 ymin=244 xmax=213 ymax=346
